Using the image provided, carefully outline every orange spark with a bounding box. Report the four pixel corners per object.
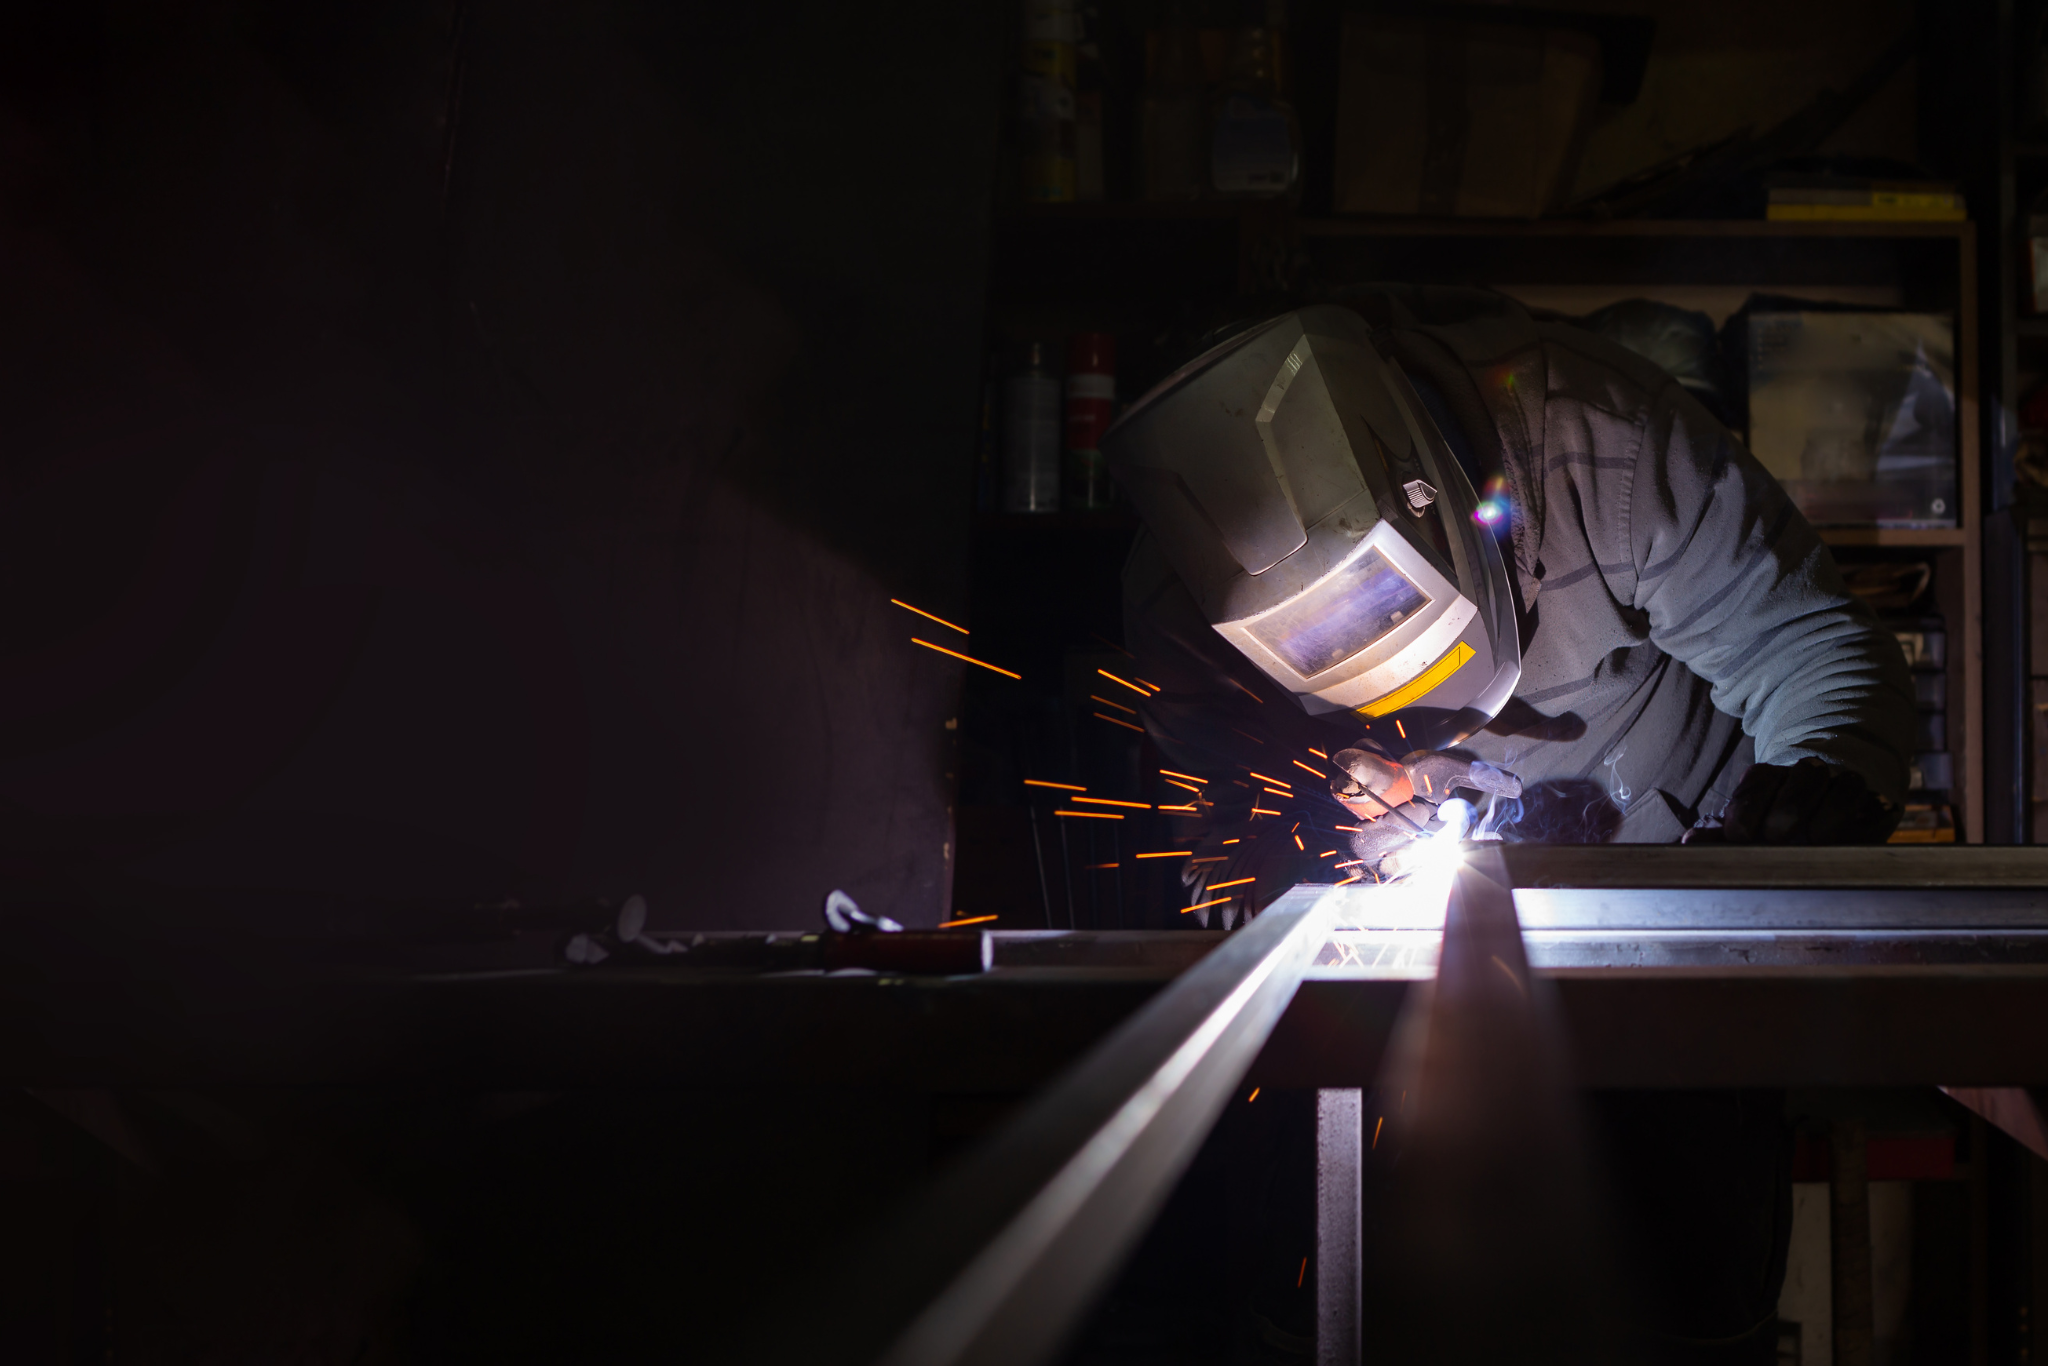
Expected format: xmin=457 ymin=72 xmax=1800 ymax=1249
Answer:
xmin=913 ymin=638 xmax=1020 ymax=679
xmin=939 ymin=913 xmax=999 ymax=927
xmin=890 ymin=599 xmax=969 ymax=634
xmin=1055 ymin=809 xmax=1123 ymax=820
xmin=1095 ymin=712 xmax=1146 ymax=734
xmin=1074 ymin=796 xmax=1153 ymax=809
xmin=1334 ymin=873 xmax=1363 ymax=885
xmin=1248 ymin=1088 xmax=1261 ymax=1103
xmin=1332 ymin=824 xmax=1362 ymax=833
xmin=1293 ymin=833 xmax=1305 ymax=850
xmin=1086 ymin=861 xmax=1120 ymax=869
xmin=1420 ymin=773 xmax=1432 ymax=794
xmin=1297 ymin=1256 xmax=1307 ymax=1288
xmin=1263 ymin=787 xmax=1292 ymax=797
xmin=1090 ymin=694 xmax=1137 ymax=715
xmin=1160 ymin=768 xmax=1209 ymax=784
xmin=1165 ymin=779 xmax=1203 ymax=795
xmin=1319 ymin=849 xmax=1339 ymax=858
xmin=1221 ymin=838 xmax=1240 ymax=845
xmin=1372 ymin=1116 xmax=1384 ymax=1149
xmin=1227 ymin=677 xmax=1265 ymax=703
xmin=1024 ymin=779 xmax=1087 ymax=791
xmin=1309 ymin=748 xmax=1328 ymax=760
xmin=1333 ymin=860 xmax=1362 ymax=869
xmin=1208 ymin=876 xmax=1256 ymax=889
xmin=1135 ymin=677 xmax=1162 ymax=692
xmin=1097 ymin=668 xmax=1149 ymax=697
xmin=1247 ymin=771 xmax=1292 ymax=788
xmin=1134 ymin=850 xmax=1192 ymax=859
xmin=1292 ymin=759 xmax=1326 ymax=778
xmin=1395 ymin=719 xmax=1407 ymax=739
xmin=1184 ymin=894 xmax=1235 ymax=912
xmin=1157 ymin=803 xmax=1198 ymax=813
xmin=1190 ymin=855 xmax=1229 ymax=864
xmin=1251 ymin=805 xmax=1279 ymax=816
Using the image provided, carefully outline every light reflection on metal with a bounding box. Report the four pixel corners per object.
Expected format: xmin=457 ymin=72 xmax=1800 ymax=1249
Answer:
xmin=846 ymin=888 xmax=1336 ymax=1366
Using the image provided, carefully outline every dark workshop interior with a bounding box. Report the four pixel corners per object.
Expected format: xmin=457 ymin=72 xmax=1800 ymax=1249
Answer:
xmin=5 ymin=1 xmax=2048 ymax=1363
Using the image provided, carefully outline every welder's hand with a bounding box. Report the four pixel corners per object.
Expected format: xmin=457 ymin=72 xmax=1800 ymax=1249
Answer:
xmin=1345 ymin=800 xmax=1436 ymax=873
xmin=1327 ymin=748 xmax=1520 ymax=822
xmin=1682 ymin=756 xmax=1899 ymax=845
xmin=1327 ymin=748 xmax=1521 ymax=878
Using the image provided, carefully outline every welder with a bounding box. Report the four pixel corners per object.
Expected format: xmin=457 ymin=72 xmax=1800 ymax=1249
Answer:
xmin=1101 ymin=294 xmax=1916 ymax=1363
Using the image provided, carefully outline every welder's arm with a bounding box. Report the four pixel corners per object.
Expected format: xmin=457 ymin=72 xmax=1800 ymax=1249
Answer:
xmin=1621 ymin=385 xmax=1916 ymax=832
xmin=1682 ymin=755 xmax=1896 ymax=844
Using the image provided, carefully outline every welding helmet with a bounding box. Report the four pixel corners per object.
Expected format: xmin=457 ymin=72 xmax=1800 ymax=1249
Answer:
xmin=1101 ymin=305 xmax=1519 ymax=752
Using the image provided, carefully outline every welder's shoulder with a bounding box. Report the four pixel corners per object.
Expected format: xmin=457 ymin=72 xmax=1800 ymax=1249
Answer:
xmin=1533 ymin=320 xmax=1679 ymax=425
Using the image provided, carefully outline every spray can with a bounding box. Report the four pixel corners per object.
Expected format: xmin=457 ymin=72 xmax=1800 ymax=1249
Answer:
xmin=1065 ymin=332 xmax=1116 ymax=511
xmin=1004 ymin=341 xmax=1062 ymax=513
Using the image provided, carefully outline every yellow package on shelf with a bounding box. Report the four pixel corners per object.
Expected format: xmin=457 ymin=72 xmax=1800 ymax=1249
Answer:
xmin=1767 ymin=203 xmax=1967 ymax=222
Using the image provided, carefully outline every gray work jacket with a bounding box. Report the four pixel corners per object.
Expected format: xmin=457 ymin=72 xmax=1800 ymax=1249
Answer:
xmin=1124 ymin=287 xmax=1917 ymax=844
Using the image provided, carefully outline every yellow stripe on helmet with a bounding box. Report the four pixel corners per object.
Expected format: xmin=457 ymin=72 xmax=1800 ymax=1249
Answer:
xmin=1355 ymin=640 xmax=1474 ymax=718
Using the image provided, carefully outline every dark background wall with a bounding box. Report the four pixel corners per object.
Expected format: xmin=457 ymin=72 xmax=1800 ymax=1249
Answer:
xmin=0 ymin=0 xmax=1003 ymax=929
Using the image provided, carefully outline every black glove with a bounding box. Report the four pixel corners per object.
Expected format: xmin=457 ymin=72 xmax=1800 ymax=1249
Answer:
xmin=1682 ymin=756 xmax=1900 ymax=845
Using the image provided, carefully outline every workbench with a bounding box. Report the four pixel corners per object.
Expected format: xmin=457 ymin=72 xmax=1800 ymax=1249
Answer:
xmin=7 ymin=845 xmax=2048 ymax=1364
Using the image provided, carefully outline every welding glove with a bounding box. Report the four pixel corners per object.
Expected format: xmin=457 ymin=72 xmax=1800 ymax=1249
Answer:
xmin=1682 ymin=756 xmax=1899 ymax=845
xmin=1330 ymin=748 xmax=1521 ymax=875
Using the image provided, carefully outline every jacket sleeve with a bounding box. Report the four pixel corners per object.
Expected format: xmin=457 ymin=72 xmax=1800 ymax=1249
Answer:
xmin=1626 ymin=384 xmax=1917 ymax=805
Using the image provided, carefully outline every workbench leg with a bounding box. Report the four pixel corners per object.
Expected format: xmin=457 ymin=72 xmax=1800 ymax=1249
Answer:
xmin=1316 ymin=1088 xmax=1361 ymax=1366
xmin=1832 ymin=1118 xmax=1874 ymax=1366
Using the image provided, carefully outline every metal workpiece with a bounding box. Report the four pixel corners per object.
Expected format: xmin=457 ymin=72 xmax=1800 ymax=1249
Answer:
xmin=749 ymin=887 xmax=1338 ymax=1366
xmin=1313 ymin=1089 xmax=1361 ymax=1366
xmin=1358 ymin=847 xmax=1628 ymax=1365
xmin=1306 ymin=842 xmax=2048 ymax=972
xmin=1483 ymin=843 xmax=2048 ymax=888
xmin=1317 ymin=928 xmax=2048 ymax=971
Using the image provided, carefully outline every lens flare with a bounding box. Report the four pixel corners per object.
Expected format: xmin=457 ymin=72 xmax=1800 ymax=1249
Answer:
xmin=1471 ymin=474 xmax=1512 ymax=530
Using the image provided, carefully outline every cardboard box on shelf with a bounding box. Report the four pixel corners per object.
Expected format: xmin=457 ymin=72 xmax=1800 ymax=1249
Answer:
xmin=1333 ymin=14 xmax=1601 ymax=219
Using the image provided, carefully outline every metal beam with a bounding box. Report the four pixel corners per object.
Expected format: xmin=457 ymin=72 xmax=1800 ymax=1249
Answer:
xmin=1314 ymin=1088 xmax=1361 ymax=1366
xmin=747 ymin=885 xmax=1337 ymax=1366
xmin=1358 ymin=847 xmax=1627 ymax=1364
